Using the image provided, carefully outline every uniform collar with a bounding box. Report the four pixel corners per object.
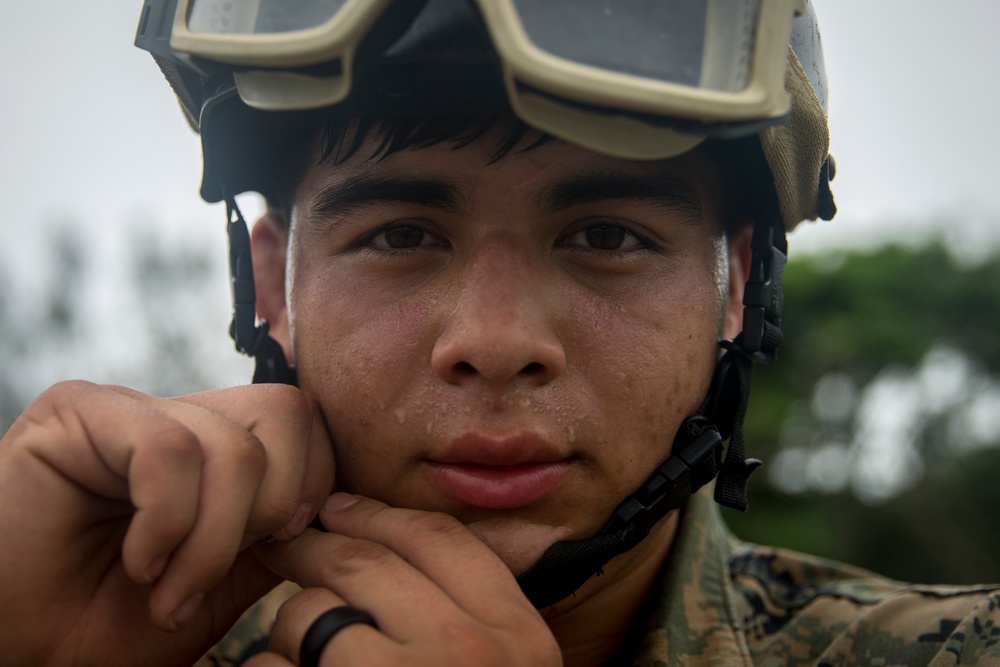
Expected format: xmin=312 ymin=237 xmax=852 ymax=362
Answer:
xmin=627 ymin=485 xmax=753 ymax=665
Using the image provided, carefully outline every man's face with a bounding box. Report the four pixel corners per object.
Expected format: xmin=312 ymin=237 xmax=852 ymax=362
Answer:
xmin=259 ymin=126 xmax=745 ymax=582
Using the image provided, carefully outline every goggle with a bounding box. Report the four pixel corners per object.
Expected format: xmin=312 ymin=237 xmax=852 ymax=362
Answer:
xmin=137 ymin=0 xmax=805 ymax=159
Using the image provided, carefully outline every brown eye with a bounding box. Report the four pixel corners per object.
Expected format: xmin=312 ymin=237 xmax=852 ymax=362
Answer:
xmin=585 ymin=225 xmax=626 ymax=250
xmin=382 ymin=226 xmax=426 ymax=248
xmin=559 ymin=222 xmax=648 ymax=255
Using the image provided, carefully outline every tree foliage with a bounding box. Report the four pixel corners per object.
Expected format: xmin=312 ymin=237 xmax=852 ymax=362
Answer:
xmin=730 ymin=241 xmax=1000 ymax=585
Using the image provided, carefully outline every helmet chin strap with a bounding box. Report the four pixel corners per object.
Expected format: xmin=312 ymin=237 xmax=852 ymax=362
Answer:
xmin=515 ymin=219 xmax=786 ymax=608
xmin=226 ymin=198 xmax=297 ymax=385
xmin=226 ymin=196 xmax=787 ymax=610
xmin=515 ymin=340 xmax=754 ymax=609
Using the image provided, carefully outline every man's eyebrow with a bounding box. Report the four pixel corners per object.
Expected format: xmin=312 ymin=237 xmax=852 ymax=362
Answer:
xmin=541 ymin=168 xmax=704 ymax=223
xmin=307 ymin=172 xmax=463 ymax=222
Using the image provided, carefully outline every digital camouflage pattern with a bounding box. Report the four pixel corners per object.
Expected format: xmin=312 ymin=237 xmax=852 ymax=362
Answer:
xmin=198 ymin=489 xmax=1000 ymax=666
xmin=195 ymin=580 xmax=300 ymax=667
xmin=626 ymin=488 xmax=1000 ymax=666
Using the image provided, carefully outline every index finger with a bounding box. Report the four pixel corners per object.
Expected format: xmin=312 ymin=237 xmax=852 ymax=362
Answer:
xmin=318 ymin=494 xmax=532 ymax=621
xmin=155 ymin=385 xmax=336 ymax=536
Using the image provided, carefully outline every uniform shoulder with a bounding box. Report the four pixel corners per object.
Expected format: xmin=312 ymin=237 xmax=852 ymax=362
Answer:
xmin=729 ymin=540 xmax=1000 ymax=666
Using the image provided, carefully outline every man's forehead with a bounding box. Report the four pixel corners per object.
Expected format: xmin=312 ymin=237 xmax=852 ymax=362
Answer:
xmin=296 ymin=148 xmax=711 ymax=233
xmin=296 ymin=132 xmax=715 ymax=216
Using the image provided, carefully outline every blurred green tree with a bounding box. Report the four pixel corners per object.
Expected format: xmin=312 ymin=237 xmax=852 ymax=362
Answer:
xmin=729 ymin=241 xmax=1000 ymax=585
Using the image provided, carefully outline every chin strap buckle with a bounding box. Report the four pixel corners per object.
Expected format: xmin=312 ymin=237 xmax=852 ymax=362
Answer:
xmin=741 ymin=219 xmax=786 ymax=363
xmin=614 ymin=417 xmax=722 ymax=527
xmin=516 ymin=415 xmax=724 ymax=609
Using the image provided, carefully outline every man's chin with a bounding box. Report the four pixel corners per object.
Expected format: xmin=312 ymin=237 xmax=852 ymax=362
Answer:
xmin=462 ymin=516 xmax=583 ymax=576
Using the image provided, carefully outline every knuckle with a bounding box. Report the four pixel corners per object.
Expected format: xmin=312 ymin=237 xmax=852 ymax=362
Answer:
xmin=409 ymin=510 xmax=468 ymax=543
xmin=143 ymin=422 xmax=202 ymax=463
xmin=437 ymin=625 xmax=505 ymax=662
xmin=100 ymin=384 xmax=146 ymax=399
xmin=439 ymin=621 xmax=559 ymax=666
xmin=414 ymin=510 xmax=465 ymax=535
xmin=274 ymin=587 xmax=329 ymax=626
xmin=188 ymin=547 xmax=236 ymax=583
xmin=329 ymin=538 xmax=397 ymax=572
xmin=227 ymin=431 xmax=268 ymax=474
xmin=17 ymin=380 xmax=98 ymax=434
xmin=260 ymin=383 xmax=314 ymax=422
xmin=256 ymin=495 xmax=299 ymax=529
xmin=46 ymin=378 xmax=98 ymax=398
xmin=137 ymin=510 xmax=191 ymax=544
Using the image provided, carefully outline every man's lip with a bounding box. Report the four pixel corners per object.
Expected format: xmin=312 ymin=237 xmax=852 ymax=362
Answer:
xmin=423 ymin=460 xmax=573 ymax=509
xmin=432 ymin=432 xmax=570 ymax=466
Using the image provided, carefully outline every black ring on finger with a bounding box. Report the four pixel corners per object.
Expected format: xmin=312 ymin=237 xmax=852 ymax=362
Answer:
xmin=300 ymin=606 xmax=378 ymax=667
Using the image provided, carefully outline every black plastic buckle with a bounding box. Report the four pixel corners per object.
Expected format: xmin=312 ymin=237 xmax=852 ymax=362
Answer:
xmin=613 ymin=420 xmax=722 ymax=529
xmin=741 ymin=220 xmax=786 ymax=362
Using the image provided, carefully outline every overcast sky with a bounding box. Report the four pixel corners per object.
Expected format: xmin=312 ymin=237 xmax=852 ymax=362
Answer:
xmin=2 ymin=1 xmax=999 ymax=391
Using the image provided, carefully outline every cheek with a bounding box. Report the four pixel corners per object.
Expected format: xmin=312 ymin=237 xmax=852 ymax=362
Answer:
xmin=288 ymin=260 xmax=444 ymax=495
xmin=292 ymin=266 xmax=434 ymax=407
xmin=559 ymin=256 xmax=724 ymax=474
xmin=287 ymin=234 xmax=725 ymax=505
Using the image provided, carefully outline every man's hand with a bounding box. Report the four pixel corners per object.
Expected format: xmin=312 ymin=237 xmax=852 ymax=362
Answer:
xmin=0 ymin=381 xmax=335 ymax=667
xmin=245 ymin=494 xmax=562 ymax=666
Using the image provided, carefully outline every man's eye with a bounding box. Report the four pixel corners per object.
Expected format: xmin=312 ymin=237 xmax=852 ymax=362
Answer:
xmin=564 ymin=224 xmax=644 ymax=251
xmin=370 ymin=224 xmax=438 ymax=250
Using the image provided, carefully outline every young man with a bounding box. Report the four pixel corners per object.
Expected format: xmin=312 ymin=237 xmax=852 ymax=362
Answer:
xmin=2 ymin=2 xmax=999 ymax=666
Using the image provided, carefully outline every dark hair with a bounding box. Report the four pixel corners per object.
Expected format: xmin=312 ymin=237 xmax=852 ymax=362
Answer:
xmin=701 ymin=135 xmax=781 ymax=235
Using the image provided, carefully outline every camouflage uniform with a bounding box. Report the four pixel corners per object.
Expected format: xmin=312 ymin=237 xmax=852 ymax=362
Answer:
xmin=199 ymin=488 xmax=1000 ymax=666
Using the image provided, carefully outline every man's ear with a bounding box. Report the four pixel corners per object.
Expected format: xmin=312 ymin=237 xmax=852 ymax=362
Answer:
xmin=251 ymin=211 xmax=293 ymax=364
xmin=724 ymin=220 xmax=754 ymax=341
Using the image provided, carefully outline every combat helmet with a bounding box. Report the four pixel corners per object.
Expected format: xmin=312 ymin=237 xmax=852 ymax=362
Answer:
xmin=136 ymin=0 xmax=836 ymax=608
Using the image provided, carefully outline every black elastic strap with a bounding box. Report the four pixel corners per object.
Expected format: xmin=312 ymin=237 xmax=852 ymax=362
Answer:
xmin=225 ymin=198 xmax=297 ymax=386
xmin=516 ymin=216 xmax=787 ymax=607
xmin=516 ymin=415 xmax=724 ymax=608
xmin=712 ymin=339 xmax=762 ymax=511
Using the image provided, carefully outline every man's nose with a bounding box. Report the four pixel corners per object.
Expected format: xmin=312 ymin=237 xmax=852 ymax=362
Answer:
xmin=430 ymin=240 xmax=566 ymax=389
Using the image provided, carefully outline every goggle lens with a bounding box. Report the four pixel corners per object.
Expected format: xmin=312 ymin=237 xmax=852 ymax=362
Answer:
xmin=511 ymin=0 xmax=760 ymax=92
xmin=187 ymin=0 xmax=350 ymax=35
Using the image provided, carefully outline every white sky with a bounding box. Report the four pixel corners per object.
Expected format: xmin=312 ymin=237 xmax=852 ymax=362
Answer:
xmin=1 ymin=1 xmax=999 ymax=391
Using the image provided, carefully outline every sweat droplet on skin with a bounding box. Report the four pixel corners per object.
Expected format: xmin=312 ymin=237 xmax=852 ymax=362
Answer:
xmin=566 ymin=425 xmax=576 ymax=443
xmin=394 ymin=408 xmax=407 ymax=424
